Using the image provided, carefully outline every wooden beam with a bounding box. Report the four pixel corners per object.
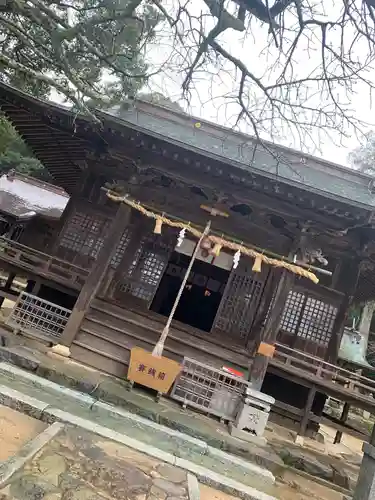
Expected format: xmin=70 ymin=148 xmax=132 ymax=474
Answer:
xmin=246 ymin=268 xmax=278 ymax=353
xmin=58 ymin=203 xmax=131 ymax=348
xmin=333 ymin=401 xmax=350 ymax=444
xmin=125 ymin=185 xmax=292 ymax=254
xmin=112 ymin=144 xmax=357 ymax=231
xmin=248 ymin=233 xmax=302 ymax=390
xmin=325 ymin=258 xmax=361 ymax=363
xmin=0 ymin=272 xmax=16 ymax=308
xmin=249 ymin=269 xmax=294 ymax=390
xmin=298 ymin=386 xmax=317 ymax=438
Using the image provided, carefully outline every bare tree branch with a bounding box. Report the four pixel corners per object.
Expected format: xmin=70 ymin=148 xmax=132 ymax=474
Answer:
xmin=0 ymin=0 xmax=374 ymax=154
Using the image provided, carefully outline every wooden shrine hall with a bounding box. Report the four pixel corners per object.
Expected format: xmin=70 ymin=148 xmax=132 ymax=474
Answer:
xmin=2 ymin=82 xmax=375 ymax=437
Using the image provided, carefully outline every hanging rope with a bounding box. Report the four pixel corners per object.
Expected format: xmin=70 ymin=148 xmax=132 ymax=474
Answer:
xmin=107 ymin=192 xmax=319 ymax=284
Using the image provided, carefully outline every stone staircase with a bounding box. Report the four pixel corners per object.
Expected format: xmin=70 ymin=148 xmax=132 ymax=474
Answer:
xmin=71 ymin=298 xmax=249 ymax=378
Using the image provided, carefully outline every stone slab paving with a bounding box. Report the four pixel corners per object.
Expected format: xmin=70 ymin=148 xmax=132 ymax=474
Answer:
xmin=0 ymin=363 xmax=276 ymax=493
xmin=0 ymin=425 xmax=194 ymax=500
xmin=0 ymin=345 xmax=356 ymax=495
xmin=0 ymin=405 xmax=45 ymax=461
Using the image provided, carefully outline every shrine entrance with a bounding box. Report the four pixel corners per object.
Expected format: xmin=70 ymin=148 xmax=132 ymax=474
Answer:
xmin=151 ymin=251 xmax=229 ymax=332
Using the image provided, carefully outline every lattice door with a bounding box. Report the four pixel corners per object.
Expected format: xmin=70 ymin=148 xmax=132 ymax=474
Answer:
xmin=212 ymin=258 xmax=268 ymax=340
xmin=278 ymin=287 xmax=339 ymax=357
xmin=113 ymin=229 xmax=175 ymax=307
xmin=57 ymin=207 xmax=112 ymax=268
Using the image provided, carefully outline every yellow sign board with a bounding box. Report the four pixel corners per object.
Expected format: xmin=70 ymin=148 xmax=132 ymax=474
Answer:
xmin=257 ymin=342 xmax=275 ymax=358
xmin=127 ymin=347 xmax=181 ymax=393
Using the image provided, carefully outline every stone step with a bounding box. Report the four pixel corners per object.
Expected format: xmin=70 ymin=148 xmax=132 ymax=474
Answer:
xmin=0 ymin=361 xmax=276 ymax=498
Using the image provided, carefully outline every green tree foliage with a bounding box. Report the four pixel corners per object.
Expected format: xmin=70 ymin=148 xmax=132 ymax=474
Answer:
xmin=0 ymin=0 xmax=161 ymax=116
xmin=349 ymin=132 xmax=375 ymax=176
xmin=0 ymin=114 xmax=52 ymax=181
xmin=0 ymin=0 xmax=161 ymax=180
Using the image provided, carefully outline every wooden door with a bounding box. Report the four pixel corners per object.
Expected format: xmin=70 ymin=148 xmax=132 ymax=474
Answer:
xmin=212 ymin=258 xmax=268 ymax=342
xmin=277 ymin=284 xmax=342 ymax=359
xmin=110 ymin=226 xmax=175 ymax=308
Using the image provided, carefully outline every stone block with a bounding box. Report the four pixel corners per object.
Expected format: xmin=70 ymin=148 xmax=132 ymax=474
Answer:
xmin=206 ymin=446 xmax=275 ymax=484
xmin=245 ymin=388 xmax=275 ymax=406
xmin=279 ymin=449 xmax=333 ymax=482
xmin=0 ymin=384 xmax=49 ymax=419
xmin=187 ymin=473 xmax=199 ymax=500
xmin=353 ymin=444 xmax=375 ymax=499
xmin=234 ymin=402 xmax=270 ymax=437
xmin=228 ymin=424 xmax=267 ymax=446
xmin=174 ymin=458 xmax=277 ymax=500
xmin=157 ymin=464 xmax=187 ymax=484
xmin=152 ymin=478 xmax=187 ymax=497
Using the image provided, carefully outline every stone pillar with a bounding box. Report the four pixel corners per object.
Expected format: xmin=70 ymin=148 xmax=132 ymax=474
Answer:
xmin=50 ymin=203 xmax=131 ymax=357
xmin=353 ymin=427 xmax=375 ymax=500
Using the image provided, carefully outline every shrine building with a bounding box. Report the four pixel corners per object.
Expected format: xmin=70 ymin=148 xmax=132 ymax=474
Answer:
xmin=1 ymin=83 xmax=375 ymax=437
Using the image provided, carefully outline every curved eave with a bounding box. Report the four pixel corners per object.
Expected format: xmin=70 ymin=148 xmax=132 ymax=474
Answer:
xmin=0 ymin=86 xmax=102 ymax=193
xmin=0 ymin=84 xmax=374 ymax=223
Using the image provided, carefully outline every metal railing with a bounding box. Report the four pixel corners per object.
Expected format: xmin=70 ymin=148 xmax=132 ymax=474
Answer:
xmin=6 ymin=292 xmax=71 ymax=340
xmin=170 ymin=357 xmax=252 ymax=421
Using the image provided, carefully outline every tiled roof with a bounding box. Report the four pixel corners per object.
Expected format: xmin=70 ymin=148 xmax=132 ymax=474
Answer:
xmin=1 ymin=81 xmax=375 ymax=212
xmin=107 ymin=101 xmax=375 ymax=211
xmin=0 ymin=172 xmax=68 ymax=219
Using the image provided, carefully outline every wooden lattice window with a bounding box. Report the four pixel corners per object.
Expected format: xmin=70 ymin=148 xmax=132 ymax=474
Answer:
xmin=279 ymin=291 xmax=306 ymax=334
xmin=280 ymin=289 xmax=338 ymax=346
xmin=297 ymin=297 xmax=337 ymax=345
xmin=59 ymin=211 xmax=110 ymax=259
xmin=213 ymin=261 xmax=266 ymax=339
xmin=116 ymin=232 xmax=175 ymax=305
xmin=120 ymin=249 xmax=169 ymax=302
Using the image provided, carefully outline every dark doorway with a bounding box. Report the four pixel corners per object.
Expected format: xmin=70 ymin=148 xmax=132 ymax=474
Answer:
xmin=151 ymin=252 xmax=229 ymax=332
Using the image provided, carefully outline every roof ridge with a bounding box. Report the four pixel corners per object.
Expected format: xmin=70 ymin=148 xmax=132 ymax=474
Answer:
xmin=6 ymin=171 xmax=68 ymax=197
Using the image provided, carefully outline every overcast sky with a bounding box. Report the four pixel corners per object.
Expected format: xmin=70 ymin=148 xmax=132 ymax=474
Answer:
xmin=49 ymin=0 xmax=375 ymax=168
xmin=142 ymin=0 xmax=375 ymax=167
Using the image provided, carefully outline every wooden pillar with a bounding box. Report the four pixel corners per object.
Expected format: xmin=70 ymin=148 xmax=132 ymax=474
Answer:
xmin=0 ymin=272 xmax=16 ymax=308
xmin=32 ymin=279 xmax=42 ymax=296
xmin=49 ymin=196 xmax=77 ymax=255
xmin=249 ymin=269 xmax=294 ymax=390
xmin=246 ymin=268 xmax=278 ymax=354
xmin=4 ymin=272 xmax=15 ymax=291
xmin=326 ymin=258 xmax=361 ymax=363
xmin=52 ymin=203 xmax=131 ymax=356
xmin=333 ymin=402 xmax=350 ymax=444
xmin=297 ymin=386 xmax=317 ymax=441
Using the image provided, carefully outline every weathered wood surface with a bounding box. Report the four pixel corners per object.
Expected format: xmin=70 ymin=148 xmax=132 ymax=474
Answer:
xmin=69 ymin=298 xmax=375 ymax=415
xmin=325 ymin=258 xmax=361 ymax=363
xmin=71 ymin=298 xmax=250 ymax=377
xmin=60 ymin=203 xmax=131 ymax=346
xmin=0 ymin=237 xmax=88 ymax=289
xmin=249 ymin=269 xmax=294 ymax=389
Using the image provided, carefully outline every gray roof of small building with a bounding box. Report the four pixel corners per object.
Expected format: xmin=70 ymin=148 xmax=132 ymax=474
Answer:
xmin=0 ymin=173 xmax=68 ymax=220
xmin=107 ymin=101 xmax=375 ymax=211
